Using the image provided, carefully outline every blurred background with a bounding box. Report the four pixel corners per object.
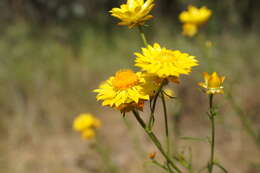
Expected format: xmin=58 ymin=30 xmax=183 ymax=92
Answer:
xmin=1 ymin=0 xmax=260 ymax=173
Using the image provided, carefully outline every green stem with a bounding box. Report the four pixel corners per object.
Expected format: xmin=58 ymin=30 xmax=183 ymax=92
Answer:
xmin=208 ymin=94 xmax=215 ymax=173
xmin=148 ymin=80 xmax=165 ymax=128
xmin=214 ymin=162 xmax=228 ymax=173
xmin=151 ymin=160 xmax=169 ymax=172
xmin=138 ymin=25 xmax=148 ymax=47
xmin=132 ymin=110 xmax=182 ymax=173
xmin=161 ymin=92 xmax=171 ymax=158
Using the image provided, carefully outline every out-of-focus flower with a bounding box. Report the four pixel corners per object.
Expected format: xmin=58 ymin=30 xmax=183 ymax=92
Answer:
xmin=148 ymin=152 xmax=156 ymax=159
xmin=73 ymin=113 xmax=101 ymax=131
xmin=94 ymin=69 xmax=156 ymax=112
xmin=179 ymin=5 xmax=212 ymax=26
xmin=179 ymin=5 xmax=212 ymax=37
xmin=198 ymin=72 xmax=225 ymax=94
xmin=135 ymin=43 xmax=198 ymax=80
xmin=73 ymin=113 xmax=101 ymax=140
xmin=182 ymin=23 xmax=198 ymax=37
xmin=109 ymin=0 xmax=155 ymax=28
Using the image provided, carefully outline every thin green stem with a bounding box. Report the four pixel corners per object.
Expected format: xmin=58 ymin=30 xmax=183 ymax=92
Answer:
xmin=132 ymin=110 xmax=182 ymax=173
xmin=151 ymin=160 xmax=169 ymax=172
xmin=214 ymin=162 xmax=228 ymax=173
xmin=161 ymin=91 xmax=171 ymax=173
xmin=148 ymin=80 xmax=165 ymax=128
xmin=166 ymin=163 xmax=176 ymax=173
xmin=208 ymin=94 xmax=215 ymax=173
xmin=161 ymin=92 xmax=170 ymax=157
xmin=138 ymin=25 xmax=148 ymax=47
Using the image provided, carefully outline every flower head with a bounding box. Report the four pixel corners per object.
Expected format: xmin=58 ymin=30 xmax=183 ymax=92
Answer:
xmin=182 ymin=23 xmax=198 ymax=37
xmin=135 ymin=43 xmax=198 ymax=80
xmin=109 ymin=0 xmax=155 ymax=28
xmin=198 ymin=72 xmax=225 ymax=95
xmin=179 ymin=5 xmax=212 ymax=26
xmin=94 ymin=69 xmax=156 ymax=112
xmin=73 ymin=113 xmax=101 ymax=140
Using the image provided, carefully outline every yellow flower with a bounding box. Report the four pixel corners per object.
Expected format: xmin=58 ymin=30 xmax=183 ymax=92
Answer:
xmin=94 ymin=69 xmax=155 ymax=112
xmin=179 ymin=5 xmax=212 ymax=26
xmin=73 ymin=113 xmax=101 ymax=131
xmin=198 ymin=72 xmax=225 ymax=94
xmin=81 ymin=128 xmax=95 ymax=140
xmin=182 ymin=23 xmax=198 ymax=37
xmin=73 ymin=113 xmax=95 ymax=131
xmin=73 ymin=113 xmax=101 ymax=140
xmin=134 ymin=43 xmax=198 ymax=79
xmin=109 ymin=0 xmax=155 ymax=28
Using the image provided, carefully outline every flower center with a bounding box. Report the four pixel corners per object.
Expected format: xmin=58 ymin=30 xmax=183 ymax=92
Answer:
xmin=155 ymin=51 xmax=177 ymax=63
xmin=112 ymin=70 xmax=139 ymax=90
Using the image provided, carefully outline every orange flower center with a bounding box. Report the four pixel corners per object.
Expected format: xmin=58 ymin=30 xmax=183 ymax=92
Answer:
xmin=112 ymin=70 xmax=139 ymax=90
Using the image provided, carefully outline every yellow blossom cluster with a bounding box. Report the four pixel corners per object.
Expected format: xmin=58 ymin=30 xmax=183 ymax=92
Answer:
xmin=93 ymin=1 xmax=223 ymax=114
xmin=73 ymin=113 xmax=101 ymax=140
xmin=94 ymin=43 xmax=198 ymax=112
xmin=179 ymin=5 xmax=212 ymax=37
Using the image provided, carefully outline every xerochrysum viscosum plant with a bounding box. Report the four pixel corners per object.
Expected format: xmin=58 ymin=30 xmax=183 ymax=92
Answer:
xmin=91 ymin=1 xmax=228 ymax=173
xmin=95 ymin=2 xmax=198 ymax=173
xmin=198 ymin=72 xmax=227 ymax=173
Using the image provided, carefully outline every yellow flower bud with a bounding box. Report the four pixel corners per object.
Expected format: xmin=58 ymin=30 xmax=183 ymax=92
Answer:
xmin=198 ymin=72 xmax=225 ymax=95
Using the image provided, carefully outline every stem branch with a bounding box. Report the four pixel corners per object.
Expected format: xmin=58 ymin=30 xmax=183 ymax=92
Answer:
xmin=132 ymin=110 xmax=182 ymax=173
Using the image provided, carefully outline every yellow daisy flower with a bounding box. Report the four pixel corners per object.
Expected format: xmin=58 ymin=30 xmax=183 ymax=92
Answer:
xmin=94 ymin=69 xmax=154 ymax=112
xmin=182 ymin=23 xmax=198 ymax=37
xmin=134 ymin=43 xmax=198 ymax=79
xmin=109 ymin=0 xmax=155 ymax=28
xmin=198 ymin=72 xmax=225 ymax=95
xmin=179 ymin=5 xmax=212 ymax=26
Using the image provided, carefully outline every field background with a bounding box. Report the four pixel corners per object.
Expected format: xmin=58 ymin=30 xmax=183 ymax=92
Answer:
xmin=1 ymin=0 xmax=260 ymax=173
